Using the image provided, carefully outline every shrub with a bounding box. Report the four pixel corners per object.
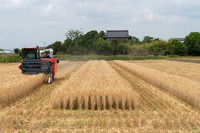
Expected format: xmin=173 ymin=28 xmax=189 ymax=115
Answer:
xmin=168 ymin=39 xmax=187 ymax=56
xmin=94 ymin=38 xmax=112 ymax=55
xmin=147 ymin=40 xmax=168 ymax=55
xmin=130 ymin=44 xmax=149 ymax=56
xmin=117 ymin=43 xmax=131 ymax=55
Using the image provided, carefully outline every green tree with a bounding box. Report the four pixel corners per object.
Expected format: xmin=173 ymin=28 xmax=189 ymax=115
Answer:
xmin=79 ymin=30 xmax=99 ymax=53
xmin=70 ymin=45 xmax=87 ymax=55
xmin=97 ymin=31 xmax=105 ymax=38
xmin=143 ymin=36 xmax=154 ymax=43
xmin=14 ymin=48 xmax=20 ymax=54
xmin=131 ymin=36 xmax=140 ymax=45
xmin=120 ymin=39 xmax=129 ymax=44
xmin=94 ymin=38 xmax=112 ymax=55
xmin=175 ymin=42 xmax=188 ymax=56
xmin=117 ymin=43 xmax=131 ymax=55
xmin=47 ymin=41 xmax=62 ymax=55
xmin=130 ymin=44 xmax=148 ymax=56
xmin=153 ymin=38 xmax=160 ymax=41
xmin=111 ymin=39 xmax=118 ymax=55
xmin=62 ymin=38 xmax=73 ymax=53
xmin=168 ymin=39 xmax=187 ymax=56
xmin=184 ymin=32 xmax=200 ymax=55
xmin=65 ymin=29 xmax=83 ymax=41
xmin=0 ymin=48 xmax=3 ymax=51
xmin=147 ymin=40 xmax=167 ymax=55
xmin=84 ymin=30 xmax=98 ymax=41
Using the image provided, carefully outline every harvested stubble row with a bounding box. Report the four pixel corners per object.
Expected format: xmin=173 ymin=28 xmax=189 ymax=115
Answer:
xmin=53 ymin=60 xmax=139 ymax=110
xmin=0 ymin=64 xmax=44 ymax=107
xmin=114 ymin=60 xmax=200 ymax=109
xmin=130 ymin=60 xmax=200 ymax=82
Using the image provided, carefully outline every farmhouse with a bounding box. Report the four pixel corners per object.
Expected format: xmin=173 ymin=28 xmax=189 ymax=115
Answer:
xmin=103 ymin=30 xmax=132 ymax=43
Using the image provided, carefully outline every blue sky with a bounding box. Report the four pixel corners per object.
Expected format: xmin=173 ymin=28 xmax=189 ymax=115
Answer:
xmin=0 ymin=0 xmax=200 ymax=49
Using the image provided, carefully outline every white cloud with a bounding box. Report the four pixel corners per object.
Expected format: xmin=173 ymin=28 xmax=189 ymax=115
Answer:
xmin=9 ymin=0 xmax=22 ymax=7
xmin=42 ymin=4 xmax=54 ymax=14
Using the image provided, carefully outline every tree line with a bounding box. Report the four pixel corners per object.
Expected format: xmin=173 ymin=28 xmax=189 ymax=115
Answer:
xmin=12 ymin=30 xmax=200 ymax=56
xmin=131 ymin=32 xmax=200 ymax=56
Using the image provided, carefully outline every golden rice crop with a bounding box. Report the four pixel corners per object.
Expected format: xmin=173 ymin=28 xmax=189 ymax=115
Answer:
xmin=0 ymin=64 xmax=44 ymax=107
xmin=114 ymin=60 xmax=200 ymax=109
xmin=52 ymin=60 xmax=139 ymax=110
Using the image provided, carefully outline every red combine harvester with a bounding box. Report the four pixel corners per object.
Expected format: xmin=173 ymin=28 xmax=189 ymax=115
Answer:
xmin=18 ymin=46 xmax=59 ymax=84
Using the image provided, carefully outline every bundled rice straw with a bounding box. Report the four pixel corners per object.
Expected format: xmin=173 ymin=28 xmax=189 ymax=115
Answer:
xmin=114 ymin=60 xmax=200 ymax=109
xmin=52 ymin=60 xmax=139 ymax=110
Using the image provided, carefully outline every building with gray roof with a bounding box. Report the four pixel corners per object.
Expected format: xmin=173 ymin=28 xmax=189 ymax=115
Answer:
xmin=103 ymin=30 xmax=132 ymax=43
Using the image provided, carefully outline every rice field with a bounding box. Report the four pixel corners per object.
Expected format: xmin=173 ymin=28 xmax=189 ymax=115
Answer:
xmin=0 ymin=63 xmax=44 ymax=107
xmin=0 ymin=59 xmax=200 ymax=132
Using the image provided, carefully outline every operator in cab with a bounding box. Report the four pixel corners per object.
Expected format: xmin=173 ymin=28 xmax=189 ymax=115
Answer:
xmin=27 ymin=51 xmax=35 ymax=59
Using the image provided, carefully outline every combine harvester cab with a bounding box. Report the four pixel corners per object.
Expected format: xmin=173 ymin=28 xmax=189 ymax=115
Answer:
xmin=18 ymin=46 xmax=59 ymax=84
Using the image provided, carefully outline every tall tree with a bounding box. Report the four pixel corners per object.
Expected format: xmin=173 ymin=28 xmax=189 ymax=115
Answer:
xmin=65 ymin=29 xmax=83 ymax=41
xmin=80 ymin=30 xmax=99 ymax=53
xmin=153 ymin=38 xmax=160 ymax=41
xmin=62 ymin=38 xmax=73 ymax=52
xmin=143 ymin=36 xmax=154 ymax=43
xmin=111 ymin=39 xmax=118 ymax=55
xmin=131 ymin=36 xmax=140 ymax=45
xmin=94 ymin=38 xmax=112 ymax=55
xmin=184 ymin=32 xmax=200 ymax=55
xmin=98 ymin=31 xmax=105 ymax=38
xmin=168 ymin=39 xmax=187 ymax=56
xmin=14 ymin=48 xmax=20 ymax=54
xmin=47 ymin=41 xmax=62 ymax=55
xmin=117 ymin=43 xmax=131 ymax=55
